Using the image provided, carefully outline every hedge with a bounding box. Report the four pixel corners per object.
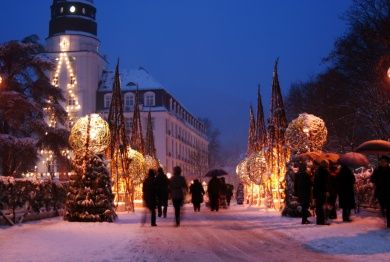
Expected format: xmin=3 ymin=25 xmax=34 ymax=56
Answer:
xmin=0 ymin=176 xmax=67 ymax=225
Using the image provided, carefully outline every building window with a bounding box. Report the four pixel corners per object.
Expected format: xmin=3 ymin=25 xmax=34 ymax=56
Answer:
xmin=104 ymin=93 xmax=112 ymax=108
xmin=125 ymin=117 xmax=132 ymax=130
xmin=144 ymin=91 xmax=155 ymax=106
xmin=68 ymin=98 xmax=76 ymax=106
xmin=124 ymin=93 xmax=134 ymax=111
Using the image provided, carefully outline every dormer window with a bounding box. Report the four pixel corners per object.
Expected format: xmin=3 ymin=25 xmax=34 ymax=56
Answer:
xmin=144 ymin=91 xmax=155 ymax=107
xmin=124 ymin=93 xmax=135 ymax=111
xmin=104 ymin=93 xmax=112 ymax=108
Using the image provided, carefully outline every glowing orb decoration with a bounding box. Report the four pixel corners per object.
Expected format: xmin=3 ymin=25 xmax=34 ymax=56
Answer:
xmin=247 ymin=151 xmax=269 ymax=185
xmin=285 ymin=113 xmax=327 ymax=154
xmin=236 ymin=159 xmax=251 ymax=185
xmin=145 ymin=155 xmax=160 ymax=171
xmin=69 ymin=114 xmax=110 ymax=155
xmin=127 ymin=147 xmax=146 ymax=185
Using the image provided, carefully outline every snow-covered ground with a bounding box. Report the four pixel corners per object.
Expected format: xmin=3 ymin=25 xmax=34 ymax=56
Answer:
xmin=1 ymin=205 xmax=389 ymax=262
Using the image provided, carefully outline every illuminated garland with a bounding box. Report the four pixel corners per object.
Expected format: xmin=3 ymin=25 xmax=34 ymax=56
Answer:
xmin=285 ymin=113 xmax=327 ymax=154
xmin=52 ymin=52 xmax=81 ymax=127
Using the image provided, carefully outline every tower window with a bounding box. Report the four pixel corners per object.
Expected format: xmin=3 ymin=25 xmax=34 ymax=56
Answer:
xmin=68 ymin=98 xmax=76 ymax=106
xmin=82 ymin=8 xmax=86 ymax=14
xmin=60 ymin=7 xmax=64 ymax=14
xmin=69 ymin=6 xmax=76 ymax=13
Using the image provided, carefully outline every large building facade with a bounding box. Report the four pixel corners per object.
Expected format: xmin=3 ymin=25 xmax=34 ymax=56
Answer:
xmin=42 ymin=0 xmax=208 ymax=178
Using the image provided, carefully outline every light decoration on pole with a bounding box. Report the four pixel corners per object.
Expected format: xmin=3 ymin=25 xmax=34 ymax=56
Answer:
xmin=285 ymin=113 xmax=328 ymax=154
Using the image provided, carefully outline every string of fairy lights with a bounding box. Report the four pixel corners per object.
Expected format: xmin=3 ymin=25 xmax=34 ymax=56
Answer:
xmin=33 ymin=42 xmax=80 ymax=177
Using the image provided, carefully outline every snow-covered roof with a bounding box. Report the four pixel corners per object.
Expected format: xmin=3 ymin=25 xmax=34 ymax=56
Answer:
xmin=54 ymin=0 xmax=94 ymax=5
xmin=99 ymin=67 xmax=164 ymax=91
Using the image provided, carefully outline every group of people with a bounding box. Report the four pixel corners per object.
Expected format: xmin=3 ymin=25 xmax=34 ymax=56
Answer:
xmin=294 ymin=155 xmax=390 ymax=227
xmin=207 ymin=176 xmax=234 ymax=212
xmin=294 ymin=160 xmax=356 ymax=225
xmin=142 ymin=167 xmax=235 ymax=227
xmin=142 ymin=166 xmax=187 ymax=227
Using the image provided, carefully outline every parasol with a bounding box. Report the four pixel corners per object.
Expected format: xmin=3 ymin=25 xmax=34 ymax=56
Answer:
xmin=339 ymin=152 xmax=369 ymax=168
xmin=355 ymin=140 xmax=390 ymax=155
xmin=205 ymin=169 xmax=228 ymax=177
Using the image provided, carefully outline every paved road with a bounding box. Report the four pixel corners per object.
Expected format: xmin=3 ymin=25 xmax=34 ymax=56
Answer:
xmin=0 ymin=205 xmax=350 ymax=262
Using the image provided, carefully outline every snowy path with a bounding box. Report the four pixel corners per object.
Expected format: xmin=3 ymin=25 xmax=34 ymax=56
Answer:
xmin=1 ymin=205 xmax=390 ymax=262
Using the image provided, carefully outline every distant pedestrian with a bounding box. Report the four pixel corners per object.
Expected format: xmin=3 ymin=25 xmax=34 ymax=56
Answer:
xmin=313 ymin=161 xmax=330 ymax=225
xmin=226 ymin=184 xmax=234 ymax=207
xmin=208 ymin=175 xmax=220 ymax=211
xmin=190 ymin=179 xmax=205 ymax=212
xmin=236 ymin=183 xmax=244 ymax=205
xmin=155 ymin=167 xmax=169 ymax=218
xmin=295 ymin=162 xmax=312 ymax=224
xmin=142 ymin=169 xmax=157 ymax=226
xmin=337 ymin=164 xmax=355 ymax=222
xmin=169 ymin=166 xmax=188 ymax=226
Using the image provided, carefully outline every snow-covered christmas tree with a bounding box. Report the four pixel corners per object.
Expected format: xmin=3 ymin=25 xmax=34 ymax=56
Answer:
xmin=65 ymin=114 xmax=116 ymax=222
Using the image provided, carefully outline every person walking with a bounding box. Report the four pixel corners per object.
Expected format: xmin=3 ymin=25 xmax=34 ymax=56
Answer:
xmin=295 ymin=162 xmax=313 ymax=224
xmin=226 ymin=184 xmax=234 ymax=207
xmin=371 ymin=156 xmax=390 ymax=217
xmin=236 ymin=183 xmax=244 ymax=205
xmin=337 ymin=164 xmax=356 ymax=222
xmin=327 ymin=161 xmax=339 ymax=219
xmin=169 ymin=166 xmax=188 ymax=226
xmin=208 ymin=175 xmax=220 ymax=211
xmin=189 ymin=179 xmax=205 ymax=212
xmin=142 ymin=169 xmax=157 ymax=226
xmin=155 ymin=167 xmax=169 ymax=218
xmin=313 ymin=161 xmax=330 ymax=225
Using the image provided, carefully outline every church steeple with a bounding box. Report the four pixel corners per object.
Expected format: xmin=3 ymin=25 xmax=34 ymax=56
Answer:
xmin=49 ymin=0 xmax=97 ymax=37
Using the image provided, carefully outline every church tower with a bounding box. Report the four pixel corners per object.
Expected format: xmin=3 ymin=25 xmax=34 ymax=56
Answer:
xmin=46 ymin=0 xmax=106 ymax=126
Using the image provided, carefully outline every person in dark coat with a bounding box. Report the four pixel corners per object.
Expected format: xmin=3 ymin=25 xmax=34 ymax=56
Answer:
xmin=142 ymin=169 xmax=157 ymax=226
xmin=169 ymin=166 xmax=188 ymax=226
xmin=327 ymin=161 xmax=339 ymax=219
xmin=189 ymin=179 xmax=205 ymax=212
xmin=295 ymin=162 xmax=313 ymax=224
xmin=226 ymin=184 xmax=234 ymax=207
xmin=208 ymin=175 xmax=220 ymax=211
xmin=371 ymin=156 xmax=390 ymax=216
xmin=155 ymin=167 xmax=169 ymax=218
xmin=219 ymin=177 xmax=227 ymax=209
xmin=313 ymin=161 xmax=330 ymax=225
xmin=236 ymin=183 xmax=244 ymax=205
xmin=375 ymin=156 xmax=390 ymax=228
xmin=337 ymin=164 xmax=356 ymax=222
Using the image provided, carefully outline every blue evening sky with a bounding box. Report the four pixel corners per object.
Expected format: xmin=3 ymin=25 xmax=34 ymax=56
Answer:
xmin=0 ymin=0 xmax=352 ymax=152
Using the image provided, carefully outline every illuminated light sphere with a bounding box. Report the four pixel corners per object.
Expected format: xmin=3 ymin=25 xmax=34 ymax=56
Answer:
xmin=236 ymin=159 xmax=251 ymax=185
xmin=69 ymin=114 xmax=110 ymax=155
xmin=69 ymin=6 xmax=76 ymax=13
xmin=247 ymin=151 xmax=269 ymax=185
xmin=285 ymin=113 xmax=327 ymax=154
xmin=387 ymin=67 xmax=390 ymax=79
xmin=144 ymin=155 xmax=160 ymax=171
xmin=127 ymin=147 xmax=146 ymax=185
